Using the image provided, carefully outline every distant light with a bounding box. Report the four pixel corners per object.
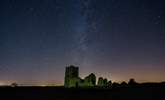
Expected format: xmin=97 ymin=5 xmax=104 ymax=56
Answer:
xmin=39 ymin=85 xmax=47 ymax=87
xmin=0 ymin=83 xmax=5 ymax=86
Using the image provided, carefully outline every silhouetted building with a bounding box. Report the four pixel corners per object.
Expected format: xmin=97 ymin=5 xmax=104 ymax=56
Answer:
xmin=83 ymin=73 xmax=96 ymax=87
xmin=64 ymin=65 xmax=97 ymax=88
xmin=64 ymin=65 xmax=112 ymax=88
xmin=64 ymin=65 xmax=79 ymax=88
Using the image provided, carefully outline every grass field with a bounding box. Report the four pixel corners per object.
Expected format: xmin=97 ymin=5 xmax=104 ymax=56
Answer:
xmin=0 ymin=85 xmax=164 ymax=100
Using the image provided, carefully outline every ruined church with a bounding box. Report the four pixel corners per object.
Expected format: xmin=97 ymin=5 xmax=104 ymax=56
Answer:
xmin=64 ymin=65 xmax=110 ymax=88
xmin=64 ymin=65 xmax=96 ymax=88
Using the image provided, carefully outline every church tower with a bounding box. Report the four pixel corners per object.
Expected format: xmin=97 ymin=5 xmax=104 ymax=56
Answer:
xmin=64 ymin=65 xmax=79 ymax=87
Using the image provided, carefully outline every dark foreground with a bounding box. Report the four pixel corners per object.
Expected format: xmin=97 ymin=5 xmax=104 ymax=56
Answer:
xmin=0 ymin=85 xmax=165 ymax=100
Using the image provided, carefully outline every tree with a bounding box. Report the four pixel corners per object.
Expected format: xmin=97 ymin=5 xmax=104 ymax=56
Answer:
xmin=108 ymin=80 xmax=112 ymax=87
xmin=103 ymin=78 xmax=108 ymax=87
xmin=121 ymin=81 xmax=128 ymax=87
xmin=11 ymin=83 xmax=18 ymax=87
xmin=128 ymin=78 xmax=137 ymax=86
xmin=97 ymin=77 xmax=104 ymax=87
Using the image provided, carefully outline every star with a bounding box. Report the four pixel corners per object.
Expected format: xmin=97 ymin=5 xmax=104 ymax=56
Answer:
xmin=154 ymin=15 xmax=161 ymax=25
xmin=29 ymin=7 xmax=34 ymax=11
xmin=157 ymin=16 xmax=161 ymax=19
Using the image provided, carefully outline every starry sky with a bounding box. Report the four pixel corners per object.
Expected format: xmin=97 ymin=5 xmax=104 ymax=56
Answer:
xmin=0 ymin=0 xmax=165 ymax=85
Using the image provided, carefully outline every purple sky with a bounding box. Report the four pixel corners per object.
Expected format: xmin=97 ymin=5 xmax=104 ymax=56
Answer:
xmin=0 ymin=0 xmax=165 ymax=85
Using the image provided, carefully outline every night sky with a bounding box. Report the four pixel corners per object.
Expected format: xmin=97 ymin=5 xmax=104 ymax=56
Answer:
xmin=0 ymin=0 xmax=165 ymax=85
